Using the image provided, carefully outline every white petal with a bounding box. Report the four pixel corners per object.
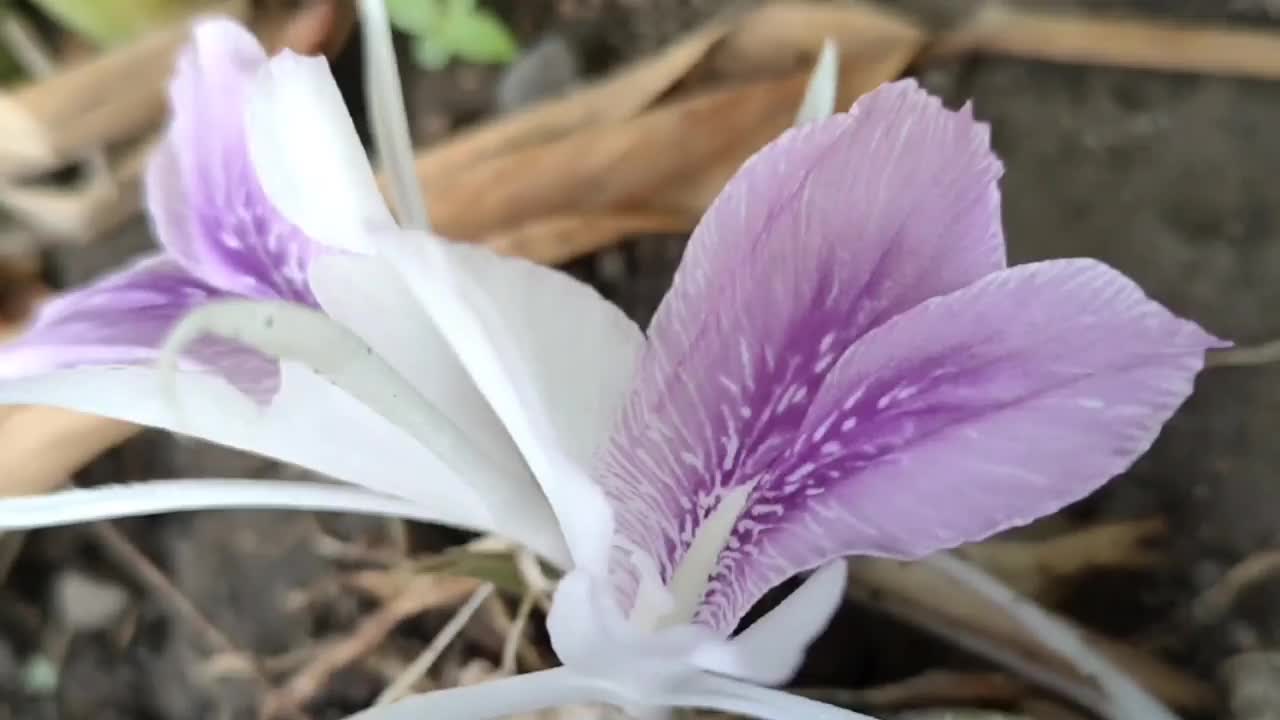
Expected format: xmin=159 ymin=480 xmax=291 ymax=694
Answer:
xmin=245 ymin=50 xmax=394 ymax=252
xmin=0 ymin=479 xmax=469 ymax=530
xmin=309 ymin=253 xmax=563 ymax=554
xmin=692 ymin=561 xmax=846 ymax=685
xmin=342 ymin=667 xmax=598 ymax=719
xmin=664 ymin=673 xmax=877 ymax=720
xmin=794 ymin=39 xmax=839 ymax=126
xmin=379 ymin=230 xmax=645 ymax=572
xmin=0 ymin=364 xmax=562 ymax=564
xmin=357 ymin=0 xmax=430 ymax=230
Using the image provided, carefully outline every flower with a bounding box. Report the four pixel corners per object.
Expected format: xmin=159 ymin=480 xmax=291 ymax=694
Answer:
xmin=0 ymin=5 xmax=1222 ymax=719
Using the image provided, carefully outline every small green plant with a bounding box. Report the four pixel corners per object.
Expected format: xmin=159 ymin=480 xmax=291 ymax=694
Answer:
xmin=27 ymin=0 xmax=205 ymax=48
xmin=385 ymin=0 xmax=518 ymax=70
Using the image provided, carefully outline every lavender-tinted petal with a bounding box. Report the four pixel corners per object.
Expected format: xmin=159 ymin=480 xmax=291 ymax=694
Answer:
xmin=693 ymin=259 xmax=1222 ymax=630
xmin=0 ymin=255 xmax=277 ymax=401
xmin=596 ymin=79 xmax=1005 ymax=607
xmin=147 ymin=18 xmax=316 ymax=304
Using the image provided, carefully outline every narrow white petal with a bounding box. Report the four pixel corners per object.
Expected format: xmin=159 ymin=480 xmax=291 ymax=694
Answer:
xmin=0 ymin=366 xmax=521 ymax=553
xmin=693 ymin=562 xmax=846 ymax=685
xmin=665 ymin=673 xmax=877 ymax=720
xmin=794 ymin=38 xmax=839 ymax=126
xmin=0 ymin=479 xmax=472 ymax=531
xmin=343 ymin=667 xmax=598 ymax=720
xmin=245 ymin=49 xmax=394 ymax=251
xmin=358 ymin=0 xmax=430 ymax=230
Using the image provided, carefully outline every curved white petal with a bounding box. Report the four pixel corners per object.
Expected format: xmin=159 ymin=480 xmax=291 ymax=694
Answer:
xmin=0 ymin=479 xmax=470 ymax=530
xmin=156 ymin=297 xmax=570 ymax=565
xmin=380 ymin=230 xmax=644 ymax=573
xmin=692 ymin=561 xmax=846 ymax=685
xmin=309 ymin=253 xmax=564 ymax=557
xmin=245 ymin=49 xmax=394 ymax=252
xmin=342 ymin=667 xmax=598 ymax=720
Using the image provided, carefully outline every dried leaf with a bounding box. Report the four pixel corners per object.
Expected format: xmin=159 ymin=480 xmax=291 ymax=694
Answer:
xmin=483 ymin=212 xmax=693 ymax=266
xmin=931 ymin=3 xmax=1280 ymax=80
xmin=411 ymin=16 xmax=732 ymax=182
xmin=0 ymin=406 xmax=137 ymax=496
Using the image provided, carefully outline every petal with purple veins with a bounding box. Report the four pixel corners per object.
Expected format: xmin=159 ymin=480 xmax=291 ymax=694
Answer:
xmin=694 ymin=259 xmax=1222 ymax=630
xmin=0 ymin=255 xmax=277 ymax=400
xmin=148 ymin=18 xmax=317 ymax=303
xmin=596 ymin=79 xmax=1006 ymax=610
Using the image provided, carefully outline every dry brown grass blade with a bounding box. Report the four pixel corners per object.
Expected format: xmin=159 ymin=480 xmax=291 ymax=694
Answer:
xmin=413 ymin=17 xmax=732 ymax=183
xmin=931 ymin=2 xmax=1280 ymax=80
xmin=705 ymin=0 xmax=924 ymax=80
xmin=419 ymin=71 xmax=814 ymax=239
xmin=0 ymin=0 xmax=249 ymax=178
xmin=846 ymin=557 xmax=1217 ymax=714
xmin=649 ymin=45 xmax=922 ymax=217
xmin=483 ymin=212 xmax=694 ymax=265
xmin=410 ymin=1 xmax=924 ymax=243
xmin=0 ymin=0 xmax=351 ymax=244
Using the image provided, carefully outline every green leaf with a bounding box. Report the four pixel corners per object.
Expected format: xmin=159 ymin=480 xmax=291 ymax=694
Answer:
xmin=385 ymin=0 xmax=444 ymax=35
xmin=410 ymin=35 xmax=453 ymax=70
xmin=27 ymin=0 xmax=201 ymax=48
xmin=437 ymin=7 xmax=518 ymax=65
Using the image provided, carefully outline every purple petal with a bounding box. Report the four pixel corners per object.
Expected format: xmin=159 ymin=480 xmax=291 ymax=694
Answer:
xmin=0 ymin=255 xmax=277 ymax=400
xmin=595 ymin=80 xmax=1005 ymax=608
xmin=147 ymin=18 xmax=316 ymax=304
xmin=693 ymin=259 xmax=1221 ymax=630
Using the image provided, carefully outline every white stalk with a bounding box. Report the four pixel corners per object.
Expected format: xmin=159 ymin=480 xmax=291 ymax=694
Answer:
xmin=794 ymin=38 xmax=839 ymax=126
xmin=0 ymin=479 xmax=486 ymax=533
xmin=345 ymin=667 xmax=599 ymax=719
xmin=665 ymin=673 xmax=879 ymax=720
xmin=357 ymin=0 xmax=430 ymax=231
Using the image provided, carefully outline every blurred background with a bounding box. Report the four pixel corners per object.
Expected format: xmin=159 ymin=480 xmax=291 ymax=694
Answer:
xmin=0 ymin=0 xmax=1278 ymax=718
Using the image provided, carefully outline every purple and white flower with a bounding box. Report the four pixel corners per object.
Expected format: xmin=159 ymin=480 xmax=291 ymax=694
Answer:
xmin=0 ymin=4 xmax=1221 ymax=718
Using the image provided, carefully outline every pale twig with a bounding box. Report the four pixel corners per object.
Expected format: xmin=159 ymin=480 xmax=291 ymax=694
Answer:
xmin=516 ymin=548 xmax=555 ymax=614
xmin=267 ymin=573 xmax=481 ymax=714
xmin=927 ymin=553 xmax=1181 ymax=720
xmin=374 ymin=581 xmax=495 ymax=705
xmin=1207 ymin=340 xmax=1280 ymax=368
xmin=1192 ymin=548 xmax=1280 ymax=624
xmin=500 ymin=588 xmax=540 ymax=675
xmin=89 ymin=522 xmax=239 ymax=654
